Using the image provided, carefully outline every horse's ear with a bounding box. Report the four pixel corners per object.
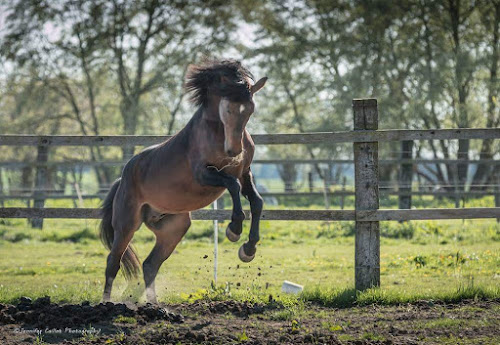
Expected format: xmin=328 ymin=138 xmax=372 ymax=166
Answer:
xmin=251 ymin=77 xmax=268 ymax=94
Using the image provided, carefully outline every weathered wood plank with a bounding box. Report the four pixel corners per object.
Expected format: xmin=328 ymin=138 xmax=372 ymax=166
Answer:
xmin=1 ymin=189 xmax=497 ymax=201
xmin=258 ymin=191 xmax=500 ymax=197
xmin=31 ymin=145 xmax=49 ymax=229
xmin=0 ymin=161 xmax=127 ymax=168
xmin=0 ymin=128 xmax=498 ymax=146
xmin=495 ymin=175 xmax=500 ymax=223
xmin=0 ymin=207 xmax=498 ymax=221
xmin=0 ymin=208 xmax=356 ymax=221
xmin=357 ymin=208 xmax=500 ymax=221
xmin=1 ymin=158 xmax=498 ymax=168
xmin=0 ymin=135 xmax=169 ymax=146
xmin=259 ymin=190 xmax=497 ymax=197
xmin=353 ymin=98 xmax=380 ymax=291
xmin=255 ymin=158 xmax=500 ymax=165
xmin=398 ymin=140 xmax=414 ymax=211
xmin=0 ymin=208 xmax=102 ymax=219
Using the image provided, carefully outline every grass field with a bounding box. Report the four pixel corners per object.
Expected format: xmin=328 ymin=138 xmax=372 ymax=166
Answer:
xmin=1 ymin=198 xmax=499 ymax=344
xmin=0 ymin=201 xmax=498 ymax=306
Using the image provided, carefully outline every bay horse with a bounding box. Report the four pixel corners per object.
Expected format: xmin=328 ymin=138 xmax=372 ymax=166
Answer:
xmin=99 ymin=59 xmax=267 ymax=303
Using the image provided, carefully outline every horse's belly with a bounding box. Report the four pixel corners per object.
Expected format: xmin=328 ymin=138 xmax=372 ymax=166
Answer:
xmin=144 ymin=184 xmax=226 ymax=213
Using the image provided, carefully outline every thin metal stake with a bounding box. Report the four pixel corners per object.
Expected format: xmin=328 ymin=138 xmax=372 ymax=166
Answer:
xmin=74 ymin=183 xmax=84 ymax=208
xmin=74 ymin=183 xmax=87 ymax=229
xmin=213 ymin=200 xmax=218 ymax=285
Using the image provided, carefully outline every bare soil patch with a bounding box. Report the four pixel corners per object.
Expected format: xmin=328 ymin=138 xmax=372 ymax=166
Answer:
xmin=0 ymin=297 xmax=498 ymax=344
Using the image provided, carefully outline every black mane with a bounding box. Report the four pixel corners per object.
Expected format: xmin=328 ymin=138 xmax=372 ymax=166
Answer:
xmin=184 ymin=59 xmax=254 ymax=106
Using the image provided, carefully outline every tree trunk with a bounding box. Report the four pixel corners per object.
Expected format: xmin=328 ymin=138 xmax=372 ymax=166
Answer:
xmin=398 ymin=141 xmax=414 ymax=211
xmin=31 ymin=145 xmax=49 ymax=229
xmin=308 ymin=171 xmax=314 ymax=192
xmin=120 ymin=97 xmax=139 ymax=161
xmin=472 ymin=1 xmax=499 ymax=189
xmin=278 ymin=163 xmax=297 ymax=193
xmin=20 ymin=166 xmax=33 ymax=194
xmin=448 ymin=0 xmax=473 ymax=192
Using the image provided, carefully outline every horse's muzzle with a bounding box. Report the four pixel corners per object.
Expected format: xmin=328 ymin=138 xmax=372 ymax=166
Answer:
xmin=226 ymin=149 xmax=241 ymax=157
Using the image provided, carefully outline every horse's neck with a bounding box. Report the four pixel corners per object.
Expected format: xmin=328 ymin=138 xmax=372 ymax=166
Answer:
xmin=200 ymin=100 xmax=221 ymax=123
xmin=183 ymin=106 xmax=219 ymax=128
xmin=187 ymin=106 xmax=224 ymax=140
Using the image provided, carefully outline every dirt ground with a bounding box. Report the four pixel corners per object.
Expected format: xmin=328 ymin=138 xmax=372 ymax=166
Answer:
xmin=0 ymin=297 xmax=498 ymax=344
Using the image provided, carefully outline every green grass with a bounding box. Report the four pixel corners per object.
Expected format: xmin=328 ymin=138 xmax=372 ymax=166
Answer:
xmin=302 ymin=285 xmax=499 ymax=308
xmin=423 ymin=336 xmax=500 ymax=345
xmin=0 ymin=206 xmax=498 ymax=306
xmin=362 ymin=332 xmax=386 ymax=341
xmin=113 ymin=315 xmax=137 ymax=324
xmin=414 ymin=317 xmax=494 ymax=330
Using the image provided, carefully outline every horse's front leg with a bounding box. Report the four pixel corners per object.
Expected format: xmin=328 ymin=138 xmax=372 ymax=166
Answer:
xmin=195 ymin=165 xmax=245 ymax=240
xmin=239 ymin=169 xmax=263 ymax=262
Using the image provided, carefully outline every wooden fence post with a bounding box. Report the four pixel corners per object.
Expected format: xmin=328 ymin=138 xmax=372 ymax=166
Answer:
xmin=308 ymin=171 xmax=314 ymax=192
xmin=398 ymin=140 xmax=414 ymax=211
xmin=323 ymin=168 xmax=330 ymax=209
xmin=31 ymin=145 xmax=49 ymax=229
xmin=453 ymin=164 xmax=460 ymax=208
xmin=340 ymin=176 xmax=346 ymax=210
xmin=0 ymin=168 xmax=3 ymax=208
xmin=496 ymin=173 xmax=500 ymax=223
xmin=353 ymin=99 xmax=380 ymax=290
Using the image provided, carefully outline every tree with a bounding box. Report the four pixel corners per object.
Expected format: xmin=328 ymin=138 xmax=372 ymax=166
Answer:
xmin=245 ymin=0 xmax=498 ymax=194
xmin=1 ymin=0 xmax=238 ymax=193
xmin=99 ymin=0 xmax=234 ymax=158
xmin=1 ymin=0 xmax=235 ymax=159
xmin=472 ymin=0 xmax=500 ymax=188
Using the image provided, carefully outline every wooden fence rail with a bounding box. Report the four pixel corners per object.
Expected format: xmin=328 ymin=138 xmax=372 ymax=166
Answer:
xmin=0 ymin=190 xmax=497 ymax=200
xmin=0 ymin=207 xmax=498 ymax=221
xmin=1 ymin=98 xmax=499 ymax=291
xmin=1 ymin=158 xmax=499 ymax=168
xmin=0 ymin=128 xmax=499 ymax=146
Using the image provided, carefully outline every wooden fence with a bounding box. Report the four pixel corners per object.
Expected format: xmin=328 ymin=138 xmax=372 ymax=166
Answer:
xmin=1 ymin=190 xmax=496 ymax=200
xmin=2 ymin=158 xmax=498 ymax=167
xmin=0 ymin=98 xmax=499 ymax=290
xmin=1 ymin=149 xmax=498 ymax=210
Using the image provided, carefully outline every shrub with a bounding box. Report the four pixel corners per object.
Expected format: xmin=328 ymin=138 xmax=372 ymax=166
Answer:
xmin=381 ymin=222 xmax=415 ymax=239
xmin=2 ymin=231 xmax=32 ymax=242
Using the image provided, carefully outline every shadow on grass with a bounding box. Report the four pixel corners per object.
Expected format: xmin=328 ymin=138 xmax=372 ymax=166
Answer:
xmin=41 ymin=228 xmax=97 ymax=243
xmin=301 ymin=285 xmax=500 ymax=309
xmin=302 ymin=287 xmax=357 ymax=308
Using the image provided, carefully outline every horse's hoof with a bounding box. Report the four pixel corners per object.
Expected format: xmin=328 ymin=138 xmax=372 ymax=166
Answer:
xmin=238 ymin=245 xmax=255 ymax=263
xmin=226 ymin=226 xmax=240 ymax=242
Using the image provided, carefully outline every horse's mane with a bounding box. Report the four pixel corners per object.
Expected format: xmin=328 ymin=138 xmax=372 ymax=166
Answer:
xmin=185 ymin=59 xmax=254 ymax=106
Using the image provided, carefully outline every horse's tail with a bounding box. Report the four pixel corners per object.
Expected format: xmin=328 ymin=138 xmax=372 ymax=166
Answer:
xmin=99 ymin=178 xmax=141 ymax=280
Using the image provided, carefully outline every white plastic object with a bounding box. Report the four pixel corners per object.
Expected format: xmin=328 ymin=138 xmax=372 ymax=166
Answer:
xmin=281 ymin=280 xmax=303 ymax=294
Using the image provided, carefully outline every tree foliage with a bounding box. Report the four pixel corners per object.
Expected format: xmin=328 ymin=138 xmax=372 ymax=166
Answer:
xmin=0 ymin=0 xmax=498 ymax=192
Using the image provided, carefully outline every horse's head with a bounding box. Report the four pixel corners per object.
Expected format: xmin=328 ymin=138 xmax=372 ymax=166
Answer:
xmin=185 ymin=59 xmax=267 ymax=157
xmin=219 ymin=77 xmax=267 ymax=157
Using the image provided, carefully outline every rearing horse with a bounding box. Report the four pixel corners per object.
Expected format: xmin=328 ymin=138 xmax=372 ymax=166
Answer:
xmin=99 ymin=60 xmax=267 ymax=303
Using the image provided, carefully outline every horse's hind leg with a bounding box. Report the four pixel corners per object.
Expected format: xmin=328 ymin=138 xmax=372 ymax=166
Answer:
xmin=103 ymin=199 xmax=142 ymax=302
xmin=143 ymin=212 xmax=191 ymax=304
